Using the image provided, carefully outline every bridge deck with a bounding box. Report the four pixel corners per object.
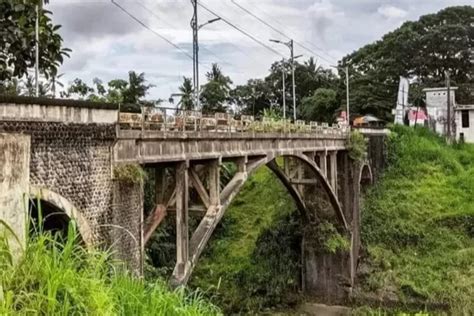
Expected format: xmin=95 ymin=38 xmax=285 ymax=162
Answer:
xmin=114 ymin=130 xmax=349 ymax=164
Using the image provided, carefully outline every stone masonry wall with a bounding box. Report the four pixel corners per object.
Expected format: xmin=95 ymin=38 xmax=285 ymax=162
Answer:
xmin=0 ymin=121 xmax=116 ymax=245
xmin=111 ymin=181 xmax=144 ymax=274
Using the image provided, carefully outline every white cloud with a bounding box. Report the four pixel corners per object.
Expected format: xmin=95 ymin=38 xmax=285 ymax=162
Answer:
xmin=45 ymin=0 xmax=471 ymax=100
xmin=377 ymin=5 xmax=408 ymax=19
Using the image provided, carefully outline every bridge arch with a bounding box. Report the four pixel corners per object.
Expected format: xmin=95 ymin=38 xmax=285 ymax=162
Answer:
xmin=359 ymin=161 xmax=373 ymax=192
xmin=171 ymin=151 xmax=349 ymax=286
xmin=29 ymin=187 xmax=93 ymax=245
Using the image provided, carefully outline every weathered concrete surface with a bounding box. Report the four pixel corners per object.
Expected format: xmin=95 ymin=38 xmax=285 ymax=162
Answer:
xmin=114 ymin=130 xmax=348 ymax=163
xmin=0 ymin=133 xmax=30 ymax=255
xmin=0 ymin=103 xmax=118 ymax=124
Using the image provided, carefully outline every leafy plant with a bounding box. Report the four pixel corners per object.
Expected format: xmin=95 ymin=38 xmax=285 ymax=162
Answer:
xmin=113 ymin=164 xmax=147 ymax=185
xmin=0 ymin=220 xmax=221 ymax=315
xmin=348 ymin=130 xmax=368 ymax=161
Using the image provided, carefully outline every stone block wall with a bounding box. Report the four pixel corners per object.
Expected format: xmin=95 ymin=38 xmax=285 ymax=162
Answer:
xmin=111 ymin=181 xmax=144 ymax=274
xmin=0 ymin=120 xmax=147 ymax=268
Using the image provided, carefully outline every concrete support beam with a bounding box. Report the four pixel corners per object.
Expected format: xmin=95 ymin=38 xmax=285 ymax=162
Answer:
xmin=190 ymin=167 xmax=210 ymax=209
xmin=0 ymin=133 xmax=30 ymax=260
xmin=318 ymin=151 xmax=328 ymax=178
xmin=329 ymin=151 xmax=338 ymax=195
xmin=175 ymin=161 xmax=189 ymax=279
xmin=208 ymin=160 xmax=220 ymax=207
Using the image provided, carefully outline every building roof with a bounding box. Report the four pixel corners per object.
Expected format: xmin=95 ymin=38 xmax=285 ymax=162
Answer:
xmin=423 ymin=87 xmax=458 ymax=92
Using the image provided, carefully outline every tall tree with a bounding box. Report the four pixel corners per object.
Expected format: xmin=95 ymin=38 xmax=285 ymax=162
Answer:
xmin=343 ymin=6 xmax=474 ymax=120
xmin=65 ymin=71 xmax=153 ymax=104
xmin=231 ymin=58 xmax=339 ymax=119
xmin=300 ymin=88 xmax=339 ymax=123
xmin=200 ymin=63 xmax=233 ymax=113
xmin=0 ymin=0 xmax=70 ymax=82
xmin=178 ymin=77 xmax=194 ymax=110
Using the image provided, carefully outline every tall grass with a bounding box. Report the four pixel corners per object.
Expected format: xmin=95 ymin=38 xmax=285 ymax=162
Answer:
xmin=361 ymin=125 xmax=474 ymax=314
xmin=0 ymin=220 xmax=221 ymax=315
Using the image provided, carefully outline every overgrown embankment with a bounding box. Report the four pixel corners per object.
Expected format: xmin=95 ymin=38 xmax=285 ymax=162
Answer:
xmin=357 ymin=126 xmax=474 ymax=314
xmin=0 ymin=225 xmax=220 ymax=315
xmin=190 ymin=168 xmax=303 ymax=314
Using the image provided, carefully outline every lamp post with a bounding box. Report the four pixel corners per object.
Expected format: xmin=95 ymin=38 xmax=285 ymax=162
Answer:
xmin=331 ymin=65 xmax=350 ymax=126
xmin=281 ymin=59 xmax=286 ymax=120
xmin=191 ymin=0 xmax=221 ymax=110
xmin=270 ymin=39 xmax=298 ymax=121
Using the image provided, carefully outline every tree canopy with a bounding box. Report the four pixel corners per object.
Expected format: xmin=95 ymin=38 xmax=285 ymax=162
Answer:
xmin=62 ymin=71 xmax=155 ymax=111
xmin=200 ymin=63 xmax=233 ymax=113
xmin=0 ymin=0 xmax=70 ymax=82
xmin=343 ymin=6 xmax=474 ymax=121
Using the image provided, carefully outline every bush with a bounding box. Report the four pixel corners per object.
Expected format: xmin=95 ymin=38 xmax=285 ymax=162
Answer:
xmin=360 ymin=126 xmax=474 ymax=314
xmin=0 ymin=222 xmax=221 ymax=315
xmin=348 ymin=130 xmax=368 ymax=161
xmin=113 ymin=164 xmax=147 ymax=184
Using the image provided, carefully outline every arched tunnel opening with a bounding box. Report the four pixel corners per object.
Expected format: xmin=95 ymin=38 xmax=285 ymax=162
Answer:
xmin=29 ymin=199 xmax=73 ymax=241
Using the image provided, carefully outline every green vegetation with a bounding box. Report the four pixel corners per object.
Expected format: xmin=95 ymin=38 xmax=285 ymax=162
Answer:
xmin=348 ymin=130 xmax=368 ymax=161
xmin=0 ymin=222 xmax=220 ymax=315
xmin=344 ymin=6 xmax=474 ymax=120
xmin=114 ymin=163 xmax=147 ymax=185
xmin=360 ymin=125 xmax=474 ymax=314
xmin=190 ymin=167 xmax=303 ymax=314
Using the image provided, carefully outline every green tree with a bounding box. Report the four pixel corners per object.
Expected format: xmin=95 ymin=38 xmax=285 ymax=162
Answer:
xmin=0 ymin=0 xmax=70 ymax=82
xmin=178 ymin=77 xmax=194 ymax=110
xmin=64 ymin=71 xmax=153 ymax=109
xmin=200 ymin=63 xmax=233 ymax=113
xmin=231 ymin=58 xmax=339 ymax=119
xmin=343 ymin=6 xmax=474 ymax=120
xmin=300 ymin=88 xmax=339 ymax=123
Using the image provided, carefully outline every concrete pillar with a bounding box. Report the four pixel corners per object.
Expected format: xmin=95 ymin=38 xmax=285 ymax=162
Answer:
xmin=329 ymin=151 xmax=338 ymax=194
xmin=318 ymin=151 xmax=327 ymax=178
xmin=208 ymin=160 xmax=220 ymax=207
xmin=0 ymin=133 xmax=30 ymax=259
xmin=175 ymin=161 xmax=189 ymax=276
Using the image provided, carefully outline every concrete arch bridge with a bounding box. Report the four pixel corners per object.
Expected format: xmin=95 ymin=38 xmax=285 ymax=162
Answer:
xmin=0 ymin=97 xmax=387 ymax=302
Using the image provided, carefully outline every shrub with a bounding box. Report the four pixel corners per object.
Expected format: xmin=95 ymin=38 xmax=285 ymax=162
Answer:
xmin=113 ymin=164 xmax=147 ymax=184
xmin=0 ymin=221 xmax=221 ymax=315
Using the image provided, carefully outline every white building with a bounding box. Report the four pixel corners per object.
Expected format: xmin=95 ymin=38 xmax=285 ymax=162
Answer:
xmin=423 ymin=87 xmax=458 ymax=135
xmin=455 ymin=104 xmax=474 ymax=143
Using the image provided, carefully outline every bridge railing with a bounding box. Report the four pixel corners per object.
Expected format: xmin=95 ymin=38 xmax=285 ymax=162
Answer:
xmin=118 ymin=107 xmax=349 ymax=136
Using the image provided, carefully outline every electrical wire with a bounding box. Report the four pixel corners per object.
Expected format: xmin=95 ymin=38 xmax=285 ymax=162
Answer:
xmin=133 ymin=0 xmax=232 ymax=68
xmin=229 ymin=0 xmax=338 ymax=65
xmin=110 ymin=0 xmax=195 ymax=61
xmin=196 ymin=0 xmax=285 ymax=58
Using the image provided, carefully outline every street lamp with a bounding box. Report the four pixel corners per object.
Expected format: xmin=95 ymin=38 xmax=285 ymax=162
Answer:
xmin=330 ymin=65 xmax=350 ymax=126
xmin=198 ymin=17 xmax=221 ymax=30
xmin=191 ymin=1 xmax=221 ymax=110
xmin=270 ymin=39 xmax=297 ymax=121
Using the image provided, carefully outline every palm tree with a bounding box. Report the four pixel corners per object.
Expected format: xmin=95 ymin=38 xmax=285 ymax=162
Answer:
xmin=178 ymin=77 xmax=194 ymax=110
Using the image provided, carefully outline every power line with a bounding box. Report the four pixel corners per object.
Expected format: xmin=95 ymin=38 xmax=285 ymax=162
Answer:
xmin=110 ymin=0 xmax=195 ymax=61
xmin=133 ymin=0 xmax=232 ymax=68
xmin=196 ymin=0 xmax=285 ymax=58
xmin=229 ymin=0 xmax=337 ymax=65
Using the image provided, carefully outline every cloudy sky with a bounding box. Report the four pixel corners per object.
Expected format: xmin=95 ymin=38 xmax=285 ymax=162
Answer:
xmin=48 ymin=0 xmax=472 ymax=101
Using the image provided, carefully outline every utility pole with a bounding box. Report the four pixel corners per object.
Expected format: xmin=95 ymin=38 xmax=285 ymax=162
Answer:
xmin=345 ymin=66 xmax=350 ymax=126
xmin=281 ymin=59 xmax=286 ymax=120
xmin=270 ymin=39 xmax=298 ymax=121
xmin=35 ymin=3 xmax=40 ymax=97
xmin=290 ymin=39 xmax=296 ymax=122
xmin=445 ymin=70 xmax=451 ymax=140
xmin=191 ymin=0 xmax=199 ymax=110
